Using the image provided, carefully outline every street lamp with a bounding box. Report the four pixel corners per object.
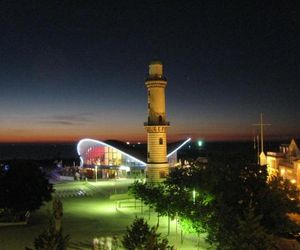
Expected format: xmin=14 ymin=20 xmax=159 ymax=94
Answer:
xmin=95 ymin=165 xmax=98 ymax=182
xmin=114 ymin=171 xmax=117 ymax=194
xmin=192 ymin=189 xmax=196 ymax=204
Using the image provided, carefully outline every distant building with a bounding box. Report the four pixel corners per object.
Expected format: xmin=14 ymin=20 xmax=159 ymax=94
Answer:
xmin=267 ymin=139 xmax=300 ymax=188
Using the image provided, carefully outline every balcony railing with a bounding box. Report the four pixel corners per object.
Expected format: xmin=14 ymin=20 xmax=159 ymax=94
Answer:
xmin=145 ymin=76 xmax=167 ymax=81
xmin=144 ymin=121 xmax=170 ymax=126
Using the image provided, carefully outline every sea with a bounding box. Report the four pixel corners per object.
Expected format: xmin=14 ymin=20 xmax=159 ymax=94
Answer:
xmin=0 ymin=143 xmax=78 ymax=160
xmin=0 ymin=140 xmax=285 ymax=161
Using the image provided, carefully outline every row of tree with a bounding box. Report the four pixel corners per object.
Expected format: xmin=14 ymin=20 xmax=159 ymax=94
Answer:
xmin=130 ymin=155 xmax=300 ymax=249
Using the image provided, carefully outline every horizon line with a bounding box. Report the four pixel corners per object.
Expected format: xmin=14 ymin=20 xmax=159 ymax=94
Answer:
xmin=0 ymin=137 xmax=296 ymax=144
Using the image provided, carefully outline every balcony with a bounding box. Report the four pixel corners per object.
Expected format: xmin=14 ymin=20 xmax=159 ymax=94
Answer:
xmin=144 ymin=121 xmax=170 ymax=126
xmin=145 ymin=76 xmax=167 ymax=81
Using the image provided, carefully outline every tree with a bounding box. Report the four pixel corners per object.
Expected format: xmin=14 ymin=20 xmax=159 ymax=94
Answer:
xmin=0 ymin=160 xmax=53 ymax=218
xmin=122 ymin=217 xmax=173 ymax=250
xmin=215 ymin=203 xmax=276 ymax=250
xmin=201 ymin=158 xmax=300 ymax=244
xmin=130 ymin=154 xmax=300 ymax=249
xmin=25 ymin=198 xmax=70 ymax=250
xmin=52 ymin=197 xmax=63 ymax=233
xmin=130 ymin=182 xmax=182 ymax=232
xmin=131 ymin=165 xmax=211 ymax=234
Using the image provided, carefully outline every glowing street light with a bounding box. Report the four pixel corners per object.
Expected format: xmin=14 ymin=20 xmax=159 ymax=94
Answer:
xmin=192 ymin=189 xmax=196 ymax=204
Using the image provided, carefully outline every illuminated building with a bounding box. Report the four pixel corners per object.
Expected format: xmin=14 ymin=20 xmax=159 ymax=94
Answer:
xmin=144 ymin=61 xmax=170 ymax=182
xmin=77 ymin=138 xmax=191 ymax=179
xmin=267 ymin=139 xmax=300 ymax=189
xmin=77 ymin=61 xmax=190 ymax=180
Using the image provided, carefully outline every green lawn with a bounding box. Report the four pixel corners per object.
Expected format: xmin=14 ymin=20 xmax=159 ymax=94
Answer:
xmin=0 ymin=179 xmax=208 ymax=250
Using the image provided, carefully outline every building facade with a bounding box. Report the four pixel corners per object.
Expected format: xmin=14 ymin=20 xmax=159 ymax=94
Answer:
xmin=144 ymin=61 xmax=170 ymax=183
xmin=77 ymin=139 xmax=146 ymax=179
xmin=267 ymin=139 xmax=300 ymax=189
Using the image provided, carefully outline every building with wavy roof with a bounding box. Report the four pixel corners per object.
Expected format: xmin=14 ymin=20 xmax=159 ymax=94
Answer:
xmin=77 ymin=138 xmax=190 ymax=179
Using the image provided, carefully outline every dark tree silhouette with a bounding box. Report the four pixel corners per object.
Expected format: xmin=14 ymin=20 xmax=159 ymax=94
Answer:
xmin=0 ymin=160 xmax=53 ymax=218
xmin=122 ymin=217 xmax=173 ymax=250
xmin=25 ymin=198 xmax=69 ymax=250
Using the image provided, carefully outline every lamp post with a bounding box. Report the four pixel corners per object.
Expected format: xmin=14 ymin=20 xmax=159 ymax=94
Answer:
xmin=192 ymin=189 xmax=196 ymax=204
xmin=114 ymin=172 xmax=117 ymax=194
xmin=95 ymin=165 xmax=97 ymax=182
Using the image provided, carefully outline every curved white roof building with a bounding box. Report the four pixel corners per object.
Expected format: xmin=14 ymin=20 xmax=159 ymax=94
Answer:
xmin=77 ymin=138 xmax=191 ymax=170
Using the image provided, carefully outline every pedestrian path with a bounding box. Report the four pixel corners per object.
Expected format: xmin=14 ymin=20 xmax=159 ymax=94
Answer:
xmin=54 ymin=182 xmax=94 ymax=198
xmin=55 ymin=188 xmax=92 ymax=198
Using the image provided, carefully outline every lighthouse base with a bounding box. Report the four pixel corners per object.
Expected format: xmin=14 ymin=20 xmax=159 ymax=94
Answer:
xmin=146 ymin=163 xmax=169 ymax=183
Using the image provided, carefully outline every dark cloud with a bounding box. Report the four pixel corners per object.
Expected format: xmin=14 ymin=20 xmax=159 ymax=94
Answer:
xmin=38 ymin=112 xmax=95 ymax=126
xmin=51 ymin=112 xmax=95 ymax=122
xmin=39 ymin=120 xmax=77 ymax=126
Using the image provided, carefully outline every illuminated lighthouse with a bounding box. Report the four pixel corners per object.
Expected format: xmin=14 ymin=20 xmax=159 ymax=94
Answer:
xmin=144 ymin=61 xmax=170 ymax=183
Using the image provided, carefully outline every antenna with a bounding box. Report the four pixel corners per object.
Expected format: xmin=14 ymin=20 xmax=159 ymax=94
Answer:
xmin=252 ymin=113 xmax=271 ymax=154
xmin=253 ymin=113 xmax=271 ymax=165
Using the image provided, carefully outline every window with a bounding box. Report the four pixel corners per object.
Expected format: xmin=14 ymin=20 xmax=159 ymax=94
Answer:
xmin=147 ymin=152 xmax=150 ymax=159
xmin=159 ymin=171 xmax=166 ymax=178
xmin=159 ymin=138 xmax=163 ymax=145
xmin=159 ymin=115 xmax=162 ymax=123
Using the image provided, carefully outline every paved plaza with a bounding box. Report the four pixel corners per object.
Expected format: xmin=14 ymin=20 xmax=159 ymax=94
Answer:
xmin=0 ymin=179 xmax=208 ymax=250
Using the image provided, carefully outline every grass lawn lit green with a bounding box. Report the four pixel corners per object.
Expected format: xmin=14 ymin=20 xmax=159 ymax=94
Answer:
xmin=0 ymin=179 xmax=208 ymax=250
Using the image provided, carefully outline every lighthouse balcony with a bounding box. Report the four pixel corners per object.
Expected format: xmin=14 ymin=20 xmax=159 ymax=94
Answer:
xmin=144 ymin=121 xmax=170 ymax=126
xmin=145 ymin=76 xmax=167 ymax=81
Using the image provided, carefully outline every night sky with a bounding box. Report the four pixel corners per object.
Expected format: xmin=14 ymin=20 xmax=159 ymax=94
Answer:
xmin=0 ymin=1 xmax=299 ymax=142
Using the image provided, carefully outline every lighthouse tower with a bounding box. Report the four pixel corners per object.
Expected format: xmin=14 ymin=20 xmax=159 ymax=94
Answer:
xmin=144 ymin=61 xmax=170 ymax=183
